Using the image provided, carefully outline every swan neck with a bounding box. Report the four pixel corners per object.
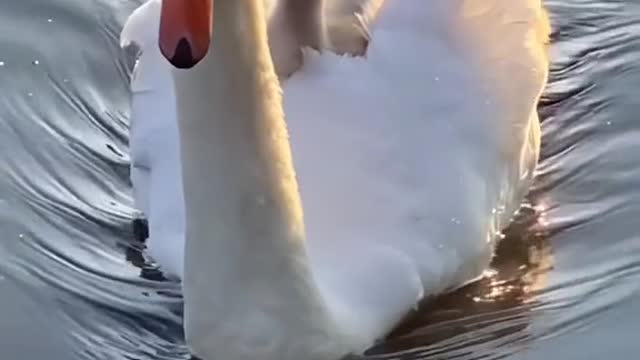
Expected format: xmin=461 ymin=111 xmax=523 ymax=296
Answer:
xmin=171 ymin=1 xmax=347 ymax=358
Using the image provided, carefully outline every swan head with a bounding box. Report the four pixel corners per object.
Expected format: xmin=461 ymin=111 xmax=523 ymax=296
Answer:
xmin=158 ymin=0 xmax=213 ymax=69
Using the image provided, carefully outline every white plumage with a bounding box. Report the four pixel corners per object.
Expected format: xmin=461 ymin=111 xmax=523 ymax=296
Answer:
xmin=120 ymin=0 xmax=549 ymax=358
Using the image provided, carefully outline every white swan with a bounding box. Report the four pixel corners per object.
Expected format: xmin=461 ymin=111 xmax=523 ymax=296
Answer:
xmin=121 ymin=0 xmax=550 ymax=359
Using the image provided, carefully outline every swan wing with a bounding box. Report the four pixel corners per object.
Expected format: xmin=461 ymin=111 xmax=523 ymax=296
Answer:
xmin=324 ymin=0 xmax=385 ymax=55
xmin=120 ymin=0 xmax=186 ymax=277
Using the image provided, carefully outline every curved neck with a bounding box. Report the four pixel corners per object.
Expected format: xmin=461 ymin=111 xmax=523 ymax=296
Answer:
xmin=171 ymin=1 xmax=346 ymax=359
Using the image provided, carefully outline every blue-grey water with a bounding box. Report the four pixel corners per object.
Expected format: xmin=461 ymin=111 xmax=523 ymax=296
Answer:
xmin=1 ymin=0 xmax=639 ymax=359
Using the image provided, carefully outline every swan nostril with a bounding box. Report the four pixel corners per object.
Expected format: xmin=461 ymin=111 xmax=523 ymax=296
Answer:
xmin=170 ymin=38 xmax=197 ymax=69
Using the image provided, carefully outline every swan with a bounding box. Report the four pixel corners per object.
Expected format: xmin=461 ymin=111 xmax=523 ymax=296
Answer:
xmin=121 ymin=0 xmax=550 ymax=358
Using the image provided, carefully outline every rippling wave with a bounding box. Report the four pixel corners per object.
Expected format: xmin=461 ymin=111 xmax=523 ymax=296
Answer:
xmin=1 ymin=1 xmax=639 ymax=359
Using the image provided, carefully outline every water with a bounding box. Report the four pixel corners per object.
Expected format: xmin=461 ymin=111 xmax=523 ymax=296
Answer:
xmin=1 ymin=0 xmax=639 ymax=359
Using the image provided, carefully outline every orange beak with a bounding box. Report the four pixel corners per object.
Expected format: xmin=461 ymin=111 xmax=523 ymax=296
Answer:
xmin=159 ymin=0 xmax=213 ymax=69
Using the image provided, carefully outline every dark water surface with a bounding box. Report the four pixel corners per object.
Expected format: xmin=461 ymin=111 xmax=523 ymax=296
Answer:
xmin=1 ymin=0 xmax=639 ymax=359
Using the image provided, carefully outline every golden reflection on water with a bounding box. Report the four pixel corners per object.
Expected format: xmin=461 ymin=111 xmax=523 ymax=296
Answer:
xmin=367 ymin=203 xmax=554 ymax=356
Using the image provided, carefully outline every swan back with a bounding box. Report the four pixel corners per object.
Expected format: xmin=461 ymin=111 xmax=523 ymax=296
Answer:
xmin=282 ymin=0 xmax=549 ymax=342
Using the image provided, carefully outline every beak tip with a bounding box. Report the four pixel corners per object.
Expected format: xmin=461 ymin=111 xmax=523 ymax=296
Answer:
xmin=160 ymin=38 xmax=204 ymax=69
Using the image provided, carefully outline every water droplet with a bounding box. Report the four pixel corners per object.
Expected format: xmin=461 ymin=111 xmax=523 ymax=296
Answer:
xmin=606 ymin=121 xmax=612 ymax=126
xmin=33 ymin=60 xmax=40 ymax=65
xmin=47 ymin=18 xmax=53 ymax=23
xmin=0 ymin=61 xmax=4 ymax=66
xmin=27 ymin=92 xmax=33 ymax=97
xmin=18 ymin=234 xmax=24 ymax=239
